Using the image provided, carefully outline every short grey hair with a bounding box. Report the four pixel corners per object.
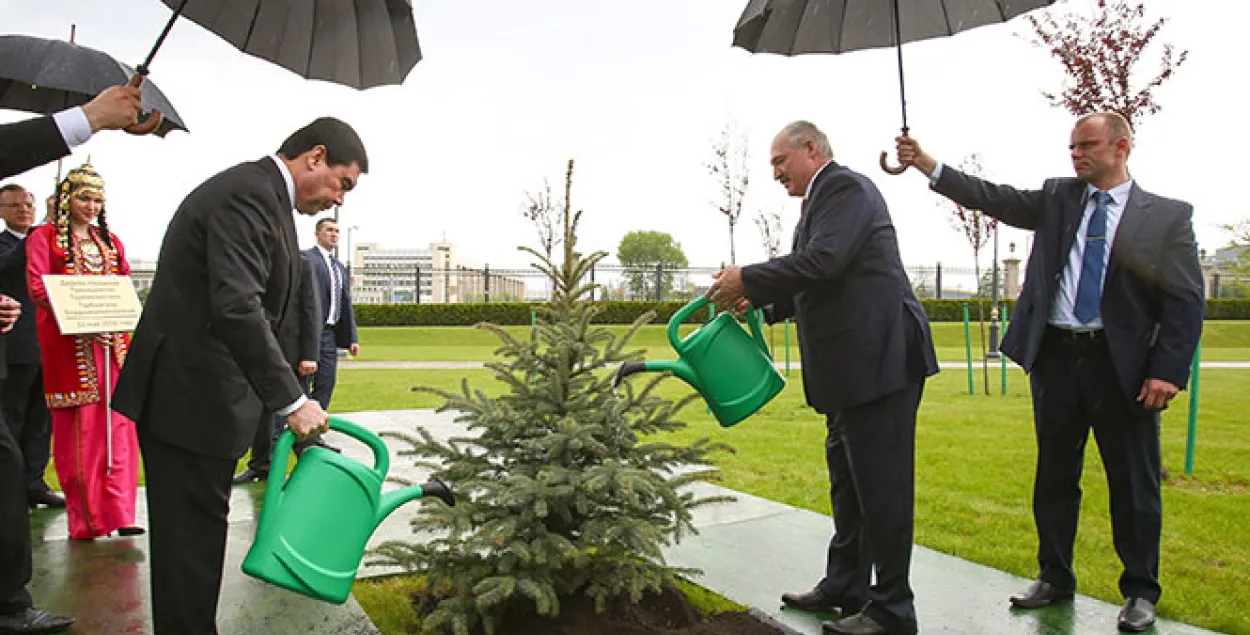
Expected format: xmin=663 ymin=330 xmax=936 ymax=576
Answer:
xmin=779 ymin=121 xmax=833 ymax=159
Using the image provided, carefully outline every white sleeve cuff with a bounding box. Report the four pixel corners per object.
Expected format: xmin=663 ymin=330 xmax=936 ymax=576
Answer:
xmin=52 ymin=107 xmax=93 ymax=148
xmin=277 ymin=394 xmax=307 ymax=417
xmin=929 ymin=162 xmax=944 ymax=187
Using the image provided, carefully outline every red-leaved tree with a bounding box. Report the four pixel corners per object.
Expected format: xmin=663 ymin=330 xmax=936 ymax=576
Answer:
xmin=1026 ymin=0 xmax=1188 ymax=129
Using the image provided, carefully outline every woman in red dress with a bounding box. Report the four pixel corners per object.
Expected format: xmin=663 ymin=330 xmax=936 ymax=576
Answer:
xmin=26 ymin=162 xmax=140 ymax=539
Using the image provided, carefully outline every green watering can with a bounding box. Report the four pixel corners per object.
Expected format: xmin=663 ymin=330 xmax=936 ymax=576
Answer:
xmin=242 ymin=416 xmax=455 ymax=604
xmin=613 ymin=296 xmax=785 ymax=427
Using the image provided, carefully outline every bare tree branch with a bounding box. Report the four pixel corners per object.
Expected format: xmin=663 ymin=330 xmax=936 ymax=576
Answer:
xmin=706 ymin=122 xmax=751 ymax=264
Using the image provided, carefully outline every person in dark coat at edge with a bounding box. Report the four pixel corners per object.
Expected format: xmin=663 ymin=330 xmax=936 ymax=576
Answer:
xmin=708 ymin=120 xmax=939 ymax=635
xmin=111 ymin=117 xmax=368 ymax=635
xmin=231 ymin=257 xmax=321 ymax=485
xmin=0 ymin=84 xmax=143 ymax=635
xmin=0 ymin=184 xmax=64 ymax=509
xmin=895 ymin=112 xmax=1203 ymax=633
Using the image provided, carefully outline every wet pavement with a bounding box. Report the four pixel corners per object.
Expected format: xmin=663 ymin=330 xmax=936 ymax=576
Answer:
xmin=27 ymin=409 xmax=1229 ymax=635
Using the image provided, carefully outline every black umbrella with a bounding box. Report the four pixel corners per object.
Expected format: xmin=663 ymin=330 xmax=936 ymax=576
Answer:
xmin=134 ymin=0 xmax=422 ymax=90
xmin=733 ymin=0 xmax=1055 ymax=173
xmin=0 ymin=34 xmax=187 ymax=137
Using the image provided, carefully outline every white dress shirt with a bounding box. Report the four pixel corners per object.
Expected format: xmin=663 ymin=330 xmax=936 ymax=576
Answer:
xmin=316 ymin=244 xmax=340 ymax=326
xmin=930 ymin=164 xmax=1131 ymax=331
xmin=52 ymin=107 xmax=92 ymax=148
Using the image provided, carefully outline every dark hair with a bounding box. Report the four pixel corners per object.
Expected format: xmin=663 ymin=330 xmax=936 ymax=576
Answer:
xmin=277 ymin=117 xmax=369 ymax=173
xmin=315 ymin=217 xmax=338 ymax=231
xmin=0 ymin=183 xmax=28 ymax=196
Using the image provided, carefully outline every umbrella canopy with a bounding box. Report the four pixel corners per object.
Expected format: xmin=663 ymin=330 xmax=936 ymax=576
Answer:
xmin=732 ymin=0 xmax=1055 ymax=173
xmin=734 ymin=0 xmax=1055 ymax=55
xmin=0 ymin=35 xmax=188 ymax=137
xmin=155 ymin=0 xmax=422 ymax=90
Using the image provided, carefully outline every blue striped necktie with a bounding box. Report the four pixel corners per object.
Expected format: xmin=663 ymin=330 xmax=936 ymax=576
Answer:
xmin=1073 ymin=190 xmax=1110 ymax=324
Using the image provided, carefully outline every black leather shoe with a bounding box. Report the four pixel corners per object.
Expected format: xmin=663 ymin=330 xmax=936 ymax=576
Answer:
xmin=116 ymin=526 xmax=145 ymax=537
xmin=822 ymin=613 xmax=891 ymax=635
xmin=781 ymin=587 xmax=847 ymax=613
xmin=0 ymin=606 xmax=75 ymax=634
xmin=1009 ymin=579 xmax=1074 ymax=609
xmin=231 ymin=467 xmax=267 ymax=485
xmin=27 ymin=488 xmax=65 ymax=509
xmin=1117 ymin=598 xmax=1156 ymax=632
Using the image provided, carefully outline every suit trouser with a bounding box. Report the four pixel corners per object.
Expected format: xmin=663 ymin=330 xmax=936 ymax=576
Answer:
xmin=245 ymin=412 xmax=287 ymax=474
xmin=1 ymin=363 xmax=50 ymax=491
xmin=307 ymin=328 xmax=338 ymax=410
xmin=138 ymin=426 xmax=235 ymax=635
xmin=0 ymin=419 xmax=34 ymax=614
xmin=1030 ymin=328 xmax=1162 ymax=603
xmin=818 ymin=379 xmax=924 ymax=632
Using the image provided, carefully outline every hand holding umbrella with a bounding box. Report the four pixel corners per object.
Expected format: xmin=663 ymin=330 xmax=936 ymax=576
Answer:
xmin=80 ymin=84 xmax=144 ymax=132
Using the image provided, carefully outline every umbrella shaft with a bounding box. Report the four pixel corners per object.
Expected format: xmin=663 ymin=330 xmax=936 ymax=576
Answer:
xmin=139 ymin=0 xmax=190 ymax=75
xmin=892 ymin=0 xmax=908 ymax=133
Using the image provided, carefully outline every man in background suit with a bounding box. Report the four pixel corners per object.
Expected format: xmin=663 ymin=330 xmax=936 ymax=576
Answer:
xmin=302 ymin=218 xmax=359 ymax=412
xmin=0 ymin=185 xmax=62 ymax=509
xmin=896 ymin=112 xmax=1204 ymax=633
xmin=0 ymin=84 xmax=142 ymax=635
xmin=710 ymin=121 xmax=938 ymax=635
xmin=231 ymin=257 xmax=321 ymax=484
xmin=112 ymin=117 xmax=368 ymax=635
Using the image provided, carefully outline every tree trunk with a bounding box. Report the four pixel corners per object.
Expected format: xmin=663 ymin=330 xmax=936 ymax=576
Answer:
xmin=728 ymin=220 xmax=736 ymax=265
xmin=975 ymin=260 xmax=989 ymax=395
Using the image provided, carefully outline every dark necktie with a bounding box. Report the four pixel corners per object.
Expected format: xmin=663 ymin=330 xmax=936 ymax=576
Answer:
xmin=1073 ymin=190 xmax=1110 ymax=324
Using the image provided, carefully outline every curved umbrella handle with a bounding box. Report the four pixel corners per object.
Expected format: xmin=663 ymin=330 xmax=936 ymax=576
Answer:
xmin=879 ymin=151 xmax=908 ymax=175
xmin=124 ymin=73 xmax=163 ymax=136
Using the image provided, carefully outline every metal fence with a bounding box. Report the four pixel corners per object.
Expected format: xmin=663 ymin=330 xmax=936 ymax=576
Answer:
xmin=349 ymin=262 xmax=995 ymax=304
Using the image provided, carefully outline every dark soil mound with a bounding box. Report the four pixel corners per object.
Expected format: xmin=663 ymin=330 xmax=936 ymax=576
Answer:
xmin=497 ymin=585 xmax=788 ymax=635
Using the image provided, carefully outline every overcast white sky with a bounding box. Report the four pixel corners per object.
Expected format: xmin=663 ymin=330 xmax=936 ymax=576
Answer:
xmin=1 ymin=0 xmax=1243 ymax=273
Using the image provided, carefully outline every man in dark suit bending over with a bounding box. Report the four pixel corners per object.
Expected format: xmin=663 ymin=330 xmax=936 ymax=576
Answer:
xmin=896 ymin=112 xmax=1204 ymax=633
xmin=112 ymin=117 xmax=368 ymax=635
xmin=710 ymin=121 xmax=938 ymax=635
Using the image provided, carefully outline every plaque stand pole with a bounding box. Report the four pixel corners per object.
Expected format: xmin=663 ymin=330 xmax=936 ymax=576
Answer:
xmin=103 ymin=343 xmax=112 ymax=476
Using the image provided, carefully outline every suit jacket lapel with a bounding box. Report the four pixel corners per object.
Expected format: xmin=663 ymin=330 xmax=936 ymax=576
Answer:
xmin=258 ymin=158 xmax=300 ymax=323
xmin=1106 ymin=183 xmax=1151 ymax=286
xmin=1055 ymin=181 xmax=1088 ymax=274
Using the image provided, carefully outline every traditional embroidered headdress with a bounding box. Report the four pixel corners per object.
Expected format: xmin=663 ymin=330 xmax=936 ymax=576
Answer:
xmin=55 ymin=161 xmax=106 ymax=251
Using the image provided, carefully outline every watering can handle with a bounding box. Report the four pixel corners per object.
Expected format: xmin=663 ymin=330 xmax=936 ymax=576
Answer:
xmin=668 ymin=296 xmax=711 ymax=352
xmin=327 ymin=415 xmax=391 ymax=479
xmin=745 ymin=306 xmax=771 ymax=360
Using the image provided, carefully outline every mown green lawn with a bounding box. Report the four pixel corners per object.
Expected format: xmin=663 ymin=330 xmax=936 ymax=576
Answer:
xmin=353 ymin=321 xmax=1250 ymax=363
xmin=335 ymin=365 xmax=1249 ymax=635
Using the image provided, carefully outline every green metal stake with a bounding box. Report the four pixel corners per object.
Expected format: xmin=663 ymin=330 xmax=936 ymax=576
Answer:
xmin=1000 ymin=303 xmax=1007 ymax=395
xmin=963 ymin=303 xmax=973 ymax=395
xmin=784 ymin=318 xmax=791 ymax=377
xmin=1184 ymin=340 xmax=1202 ymax=476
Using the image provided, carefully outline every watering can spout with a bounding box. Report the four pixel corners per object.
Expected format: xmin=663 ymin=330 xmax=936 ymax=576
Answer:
xmin=377 ymin=478 xmax=455 ymax=523
xmin=613 ymin=359 xmax=697 ymax=388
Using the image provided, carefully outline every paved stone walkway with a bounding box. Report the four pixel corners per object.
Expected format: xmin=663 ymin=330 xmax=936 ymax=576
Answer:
xmin=340 ymin=360 xmax=1250 ymax=370
xmin=28 ymin=409 xmax=1230 ymax=635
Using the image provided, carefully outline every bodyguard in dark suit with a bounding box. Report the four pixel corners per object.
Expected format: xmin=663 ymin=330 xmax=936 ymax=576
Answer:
xmin=896 ymin=112 xmax=1204 ymax=633
xmin=302 ymin=217 xmax=359 ymax=411
xmin=0 ymin=185 xmax=61 ymax=508
xmin=111 ymin=118 xmax=368 ymax=635
xmin=232 ymin=257 xmax=322 ymax=484
xmin=710 ymin=121 xmax=938 ymax=635
xmin=0 ymin=84 xmax=143 ymax=635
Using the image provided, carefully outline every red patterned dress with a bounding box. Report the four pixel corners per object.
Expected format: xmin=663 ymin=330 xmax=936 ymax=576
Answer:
xmin=26 ymin=223 xmax=137 ymax=539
